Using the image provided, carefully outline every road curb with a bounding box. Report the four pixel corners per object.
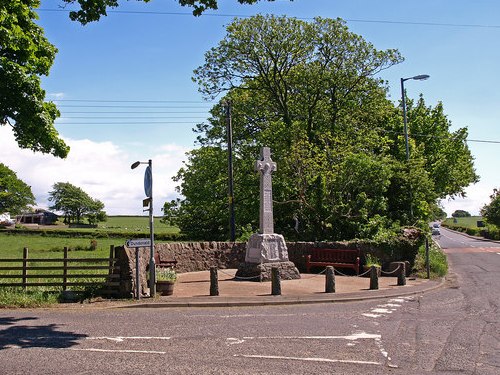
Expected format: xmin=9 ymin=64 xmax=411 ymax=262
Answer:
xmin=114 ymin=278 xmax=445 ymax=309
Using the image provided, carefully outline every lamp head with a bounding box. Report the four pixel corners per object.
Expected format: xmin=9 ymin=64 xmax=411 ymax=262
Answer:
xmin=131 ymin=161 xmax=141 ymax=169
xmin=412 ymin=74 xmax=430 ymax=81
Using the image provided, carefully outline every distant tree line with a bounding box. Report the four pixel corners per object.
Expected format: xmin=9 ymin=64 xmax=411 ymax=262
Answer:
xmin=0 ymin=164 xmax=106 ymax=225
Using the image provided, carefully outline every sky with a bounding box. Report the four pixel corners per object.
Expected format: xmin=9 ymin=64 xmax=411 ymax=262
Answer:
xmin=2 ymin=0 xmax=500 ymax=217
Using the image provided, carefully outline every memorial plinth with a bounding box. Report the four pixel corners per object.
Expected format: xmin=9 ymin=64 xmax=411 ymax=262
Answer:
xmin=236 ymin=147 xmax=300 ymax=282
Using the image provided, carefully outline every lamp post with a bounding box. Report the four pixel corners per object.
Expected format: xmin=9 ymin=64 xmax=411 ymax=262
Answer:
xmin=131 ymin=159 xmax=156 ymax=297
xmin=401 ymin=74 xmax=430 ymax=161
xmin=400 ymin=74 xmax=429 ymax=219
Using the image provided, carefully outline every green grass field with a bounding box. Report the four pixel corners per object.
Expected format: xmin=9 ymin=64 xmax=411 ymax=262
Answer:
xmin=0 ymin=216 xmax=178 ymax=257
xmin=0 ymin=234 xmax=123 ymax=258
xmin=35 ymin=216 xmax=179 ymax=235
xmin=443 ymin=216 xmax=483 ymax=229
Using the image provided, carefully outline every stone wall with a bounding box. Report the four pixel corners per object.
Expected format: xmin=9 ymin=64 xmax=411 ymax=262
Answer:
xmin=117 ymin=240 xmax=417 ymax=297
xmin=155 ymin=242 xmax=247 ymax=273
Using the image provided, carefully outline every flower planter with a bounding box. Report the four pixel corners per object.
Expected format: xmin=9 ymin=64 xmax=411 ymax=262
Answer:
xmin=156 ymin=281 xmax=175 ymax=296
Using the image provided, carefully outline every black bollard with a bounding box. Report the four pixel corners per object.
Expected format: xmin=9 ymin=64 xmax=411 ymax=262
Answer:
xmin=271 ymin=267 xmax=281 ymax=295
xmin=210 ymin=266 xmax=219 ymax=296
xmin=325 ymin=266 xmax=335 ymax=293
xmin=369 ymin=265 xmax=379 ymax=290
xmin=397 ymin=262 xmax=406 ymax=286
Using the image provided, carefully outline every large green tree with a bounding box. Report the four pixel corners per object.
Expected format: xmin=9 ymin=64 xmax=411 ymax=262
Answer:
xmin=0 ymin=163 xmax=35 ymax=215
xmin=166 ymin=15 xmax=477 ymax=241
xmin=0 ymin=0 xmax=69 ymax=158
xmin=48 ymin=182 xmax=106 ymax=224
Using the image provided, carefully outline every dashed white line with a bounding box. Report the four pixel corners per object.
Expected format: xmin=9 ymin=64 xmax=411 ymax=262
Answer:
xmin=86 ymin=336 xmax=171 ymax=342
xmin=69 ymin=348 xmax=166 ymax=354
xmin=234 ymin=354 xmax=381 ymax=366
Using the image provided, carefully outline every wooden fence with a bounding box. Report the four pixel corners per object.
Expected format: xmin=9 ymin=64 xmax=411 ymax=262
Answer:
xmin=0 ymin=246 xmax=120 ymax=295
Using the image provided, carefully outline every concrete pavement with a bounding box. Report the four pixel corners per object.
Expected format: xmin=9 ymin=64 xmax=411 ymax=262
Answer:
xmin=114 ymin=268 xmax=444 ymax=309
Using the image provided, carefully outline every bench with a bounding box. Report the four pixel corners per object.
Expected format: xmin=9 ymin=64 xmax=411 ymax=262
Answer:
xmin=154 ymin=253 xmax=178 ymax=269
xmin=305 ymin=248 xmax=360 ymax=275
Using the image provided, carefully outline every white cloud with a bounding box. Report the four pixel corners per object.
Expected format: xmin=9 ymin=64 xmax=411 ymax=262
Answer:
xmin=0 ymin=126 xmax=189 ymax=216
xmin=440 ymin=182 xmax=494 ymax=217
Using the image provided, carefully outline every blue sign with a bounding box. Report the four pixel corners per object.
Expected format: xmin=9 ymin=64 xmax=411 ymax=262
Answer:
xmin=144 ymin=166 xmax=152 ymax=198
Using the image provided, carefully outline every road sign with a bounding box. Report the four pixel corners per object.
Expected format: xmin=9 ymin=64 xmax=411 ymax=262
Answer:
xmin=126 ymin=238 xmax=151 ymax=248
xmin=144 ymin=165 xmax=152 ymax=198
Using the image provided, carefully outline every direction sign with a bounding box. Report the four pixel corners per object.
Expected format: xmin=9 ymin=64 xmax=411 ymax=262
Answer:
xmin=126 ymin=238 xmax=151 ymax=248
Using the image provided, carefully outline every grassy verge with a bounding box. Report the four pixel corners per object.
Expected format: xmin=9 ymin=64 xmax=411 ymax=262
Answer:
xmin=0 ymin=287 xmax=60 ymax=308
xmin=413 ymin=240 xmax=448 ymax=279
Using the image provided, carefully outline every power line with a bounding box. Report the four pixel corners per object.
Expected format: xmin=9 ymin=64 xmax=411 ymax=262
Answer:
xmin=54 ymin=99 xmax=214 ymax=103
xmin=56 ymin=104 xmax=212 ymax=108
xmin=38 ymin=8 xmax=500 ymax=29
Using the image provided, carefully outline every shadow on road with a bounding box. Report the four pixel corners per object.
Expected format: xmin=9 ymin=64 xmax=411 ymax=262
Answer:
xmin=0 ymin=317 xmax=87 ymax=349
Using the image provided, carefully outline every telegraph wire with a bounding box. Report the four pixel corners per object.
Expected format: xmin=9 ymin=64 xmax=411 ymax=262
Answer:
xmin=38 ymin=8 xmax=500 ymax=29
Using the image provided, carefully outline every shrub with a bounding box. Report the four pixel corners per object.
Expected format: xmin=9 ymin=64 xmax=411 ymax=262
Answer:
xmin=413 ymin=242 xmax=448 ymax=278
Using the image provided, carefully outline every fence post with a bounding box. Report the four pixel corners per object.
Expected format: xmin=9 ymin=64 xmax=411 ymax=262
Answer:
xmin=63 ymin=247 xmax=68 ymax=291
xmin=325 ymin=266 xmax=335 ymax=293
xmin=397 ymin=262 xmax=406 ymax=286
xmin=369 ymin=265 xmax=379 ymax=290
xmin=210 ymin=266 xmax=219 ymax=296
xmin=271 ymin=267 xmax=281 ymax=295
xmin=22 ymin=247 xmax=28 ymax=291
xmin=135 ymin=247 xmax=140 ymax=300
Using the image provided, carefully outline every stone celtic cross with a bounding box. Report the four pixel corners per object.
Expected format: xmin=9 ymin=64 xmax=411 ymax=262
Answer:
xmin=255 ymin=147 xmax=277 ymax=234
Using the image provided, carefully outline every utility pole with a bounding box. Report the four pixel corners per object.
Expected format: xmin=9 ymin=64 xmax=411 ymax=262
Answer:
xmin=225 ymin=100 xmax=236 ymax=242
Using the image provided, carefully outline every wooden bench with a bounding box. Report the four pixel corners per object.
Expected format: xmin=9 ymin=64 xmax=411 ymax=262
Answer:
xmin=305 ymin=248 xmax=360 ymax=275
xmin=154 ymin=253 xmax=178 ymax=269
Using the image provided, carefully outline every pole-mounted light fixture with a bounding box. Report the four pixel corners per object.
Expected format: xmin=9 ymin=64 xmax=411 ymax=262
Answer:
xmin=400 ymin=74 xmax=430 ymax=220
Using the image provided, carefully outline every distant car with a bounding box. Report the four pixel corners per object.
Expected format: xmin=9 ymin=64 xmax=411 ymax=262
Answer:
xmin=432 ymin=227 xmax=441 ymax=235
xmin=433 ymin=223 xmax=440 ymax=228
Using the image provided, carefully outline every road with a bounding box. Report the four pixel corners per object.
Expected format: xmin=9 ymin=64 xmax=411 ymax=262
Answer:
xmin=0 ymin=228 xmax=498 ymax=374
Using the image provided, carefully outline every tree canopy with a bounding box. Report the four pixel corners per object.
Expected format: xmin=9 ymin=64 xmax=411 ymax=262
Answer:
xmin=452 ymin=209 xmax=472 ymax=218
xmin=481 ymin=190 xmax=500 ymax=226
xmin=0 ymin=0 xmax=69 ymax=158
xmin=165 ymin=15 xmax=478 ymax=241
xmin=62 ymin=0 xmax=288 ymax=23
xmin=48 ymin=182 xmax=106 ymax=224
xmin=0 ymin=163 xmax=35 ymax=215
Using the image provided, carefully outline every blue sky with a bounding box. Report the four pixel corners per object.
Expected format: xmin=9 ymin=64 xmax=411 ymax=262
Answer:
xmin=2 ymin=0 xmax=500 ymax=216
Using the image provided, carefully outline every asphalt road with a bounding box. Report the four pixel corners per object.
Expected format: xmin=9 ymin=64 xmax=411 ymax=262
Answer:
xmin=0 ymin=229 xmax=498 ymax=374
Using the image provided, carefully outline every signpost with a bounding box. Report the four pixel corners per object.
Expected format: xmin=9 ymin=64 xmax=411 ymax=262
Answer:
xmin=126 ymin=238 xmax=152 ymax=300
xmin=131 ymin=159 xmax=156 ymax=297
xmin=126 ymin=238 xmax=151 ymax=248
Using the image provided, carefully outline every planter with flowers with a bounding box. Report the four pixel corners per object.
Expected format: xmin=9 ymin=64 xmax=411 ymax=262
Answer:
xmin=155 ymin=267 xmax=177 ymax=296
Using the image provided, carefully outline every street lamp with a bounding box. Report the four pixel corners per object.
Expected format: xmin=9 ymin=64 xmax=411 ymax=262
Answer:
xmin=131 ymin=159 xmax=156 ymax=297
xmin=400 ymin=74 xmax=430 ymax=220
xmin=401 ymin=74 xmax=430 ymax=160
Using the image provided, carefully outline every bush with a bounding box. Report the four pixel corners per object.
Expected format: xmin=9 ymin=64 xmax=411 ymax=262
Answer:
xmin=413 ymin=241 xmax=448 ymax=278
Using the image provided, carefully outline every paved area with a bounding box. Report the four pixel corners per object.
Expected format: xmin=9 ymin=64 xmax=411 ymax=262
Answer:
xmin=114 ymin=269 xmax=443 ymax=309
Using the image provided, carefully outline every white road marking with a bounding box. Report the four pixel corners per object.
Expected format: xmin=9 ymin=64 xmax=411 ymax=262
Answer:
xmin=362 ymin=313 xmax=382 ymax=318
xmin=86 ymin=336 xmax=171 ymax=342
xmin=240 ymin=332 xmax=381 ymax=341
xmin=69 ymin=348 xmax=166 ymax=354
xmin=226 ymin=338 xmax=246 ymax=345
xmin=371 ymin=308 xmax=393 ymax=314
xmin=234 ymin=354 xmax=381 ymax=366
